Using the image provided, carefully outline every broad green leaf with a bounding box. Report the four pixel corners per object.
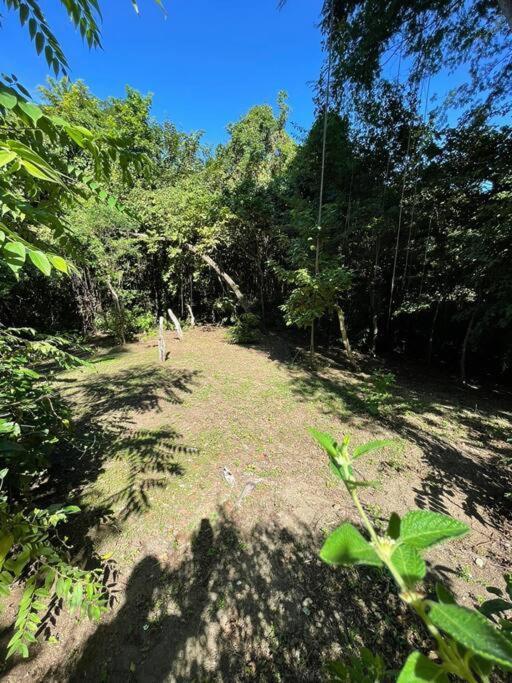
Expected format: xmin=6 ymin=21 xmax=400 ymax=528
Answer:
xmin=3 ymin=241 xmax=26 ymax=263
xmin=309 ymin=427 xmax=339 ymax=459
xmin=18 ymin=101 xmax=43 ymax=124
xmin=397 ymin=651 xmax=449 ymax=682
xmin=320 ymin=523 xmax=382 ymax=567
xmin=353 ymin=439 xmax=394 ymax=459
xmin=391 ymin=543 xmax=426 ymax=586
xmin=49 ymin=254 xmax=69 ymax=273
xmin=0 ymin=89 xmax=17 ymax=110
xmin=400 ymin=510 xmax=468 ymax=549
xmin=20 ymin=158 xmax=60 ymax=183
xmin=428 ymin=602 xmax=512 ymax=669
xmin=28 ymin=250 xmax=52 ymax=276
xmin=0 ymin=150 xmax=17 ymax=168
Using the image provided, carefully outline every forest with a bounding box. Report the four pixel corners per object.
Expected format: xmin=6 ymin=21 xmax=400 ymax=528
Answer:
xmin=1 ymin=0 xmax=511 ymax=681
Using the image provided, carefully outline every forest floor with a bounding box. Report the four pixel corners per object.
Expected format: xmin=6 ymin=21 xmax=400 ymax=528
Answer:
xmin=2 ymin=327 xmax=511 ymax=682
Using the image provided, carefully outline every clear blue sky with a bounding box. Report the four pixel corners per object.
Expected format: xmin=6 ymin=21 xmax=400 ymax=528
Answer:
xmin=1 ymin=0 xmax=325 ymax=146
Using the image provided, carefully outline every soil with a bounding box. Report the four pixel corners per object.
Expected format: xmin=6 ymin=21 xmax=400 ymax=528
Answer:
xmin=1 ymin=327 xmax=511 ymax=681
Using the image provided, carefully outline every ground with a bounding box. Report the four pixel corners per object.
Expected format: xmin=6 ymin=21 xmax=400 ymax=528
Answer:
xmin=1 ymin=327 xmax=511 ymax=681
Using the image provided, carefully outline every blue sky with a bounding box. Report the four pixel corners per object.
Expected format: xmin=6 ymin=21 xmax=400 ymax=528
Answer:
xmin=1 ymin=0 xmax=325 ymax=146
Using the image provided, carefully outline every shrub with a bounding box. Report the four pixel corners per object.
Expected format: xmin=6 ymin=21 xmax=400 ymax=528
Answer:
xmin=0 ymin=329 xmax=108 ymax=659
xmin=228 ymin=313 xmax=262 ymax=344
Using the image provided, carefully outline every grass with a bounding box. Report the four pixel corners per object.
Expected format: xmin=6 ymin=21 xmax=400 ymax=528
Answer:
xmin=4 ymin=327 xmax=511 ymax=682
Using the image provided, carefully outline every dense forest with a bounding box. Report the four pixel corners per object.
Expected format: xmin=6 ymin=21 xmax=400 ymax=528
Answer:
xmin=3 ymin=71 xmax=512 ymax=381
xmin=1 ymin=0 xmax=512 ymax=681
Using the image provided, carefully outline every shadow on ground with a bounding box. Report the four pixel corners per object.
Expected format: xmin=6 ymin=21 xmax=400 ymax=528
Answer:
xmin=41 ymin=363 xmax=200 ymax=549
xmin=48 ymin=508 xmax=435 ymax=683
xmin=251 ymin=334 xmax=512 ymax=531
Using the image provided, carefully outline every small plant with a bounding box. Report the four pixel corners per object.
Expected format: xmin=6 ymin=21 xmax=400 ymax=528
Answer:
xmin=133 ymin=310 xmax=155 ymax=335
xmin=228 ymin=313 xmax=262 ymax=344
xmin=360 ymin=371 xmax=397 ymax=415
xmin=310 ymin=428 xmax=512 ymax=681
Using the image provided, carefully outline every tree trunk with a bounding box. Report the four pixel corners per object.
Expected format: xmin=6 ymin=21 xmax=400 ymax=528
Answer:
xmin=106 ymin=278 xmax=126 ymax=345
xmin=460 ymin=309 xmax=476 ymax=384
xmin=335 ymin=305 xmax=357 ymax=367
xmin=498 ymin=0 xmax=512 ymax=29
xmin=185 ymin=243 xmax=250 ymax=313
xmin=427 ymin=299 xmax=440 ymax=365
xmin=167 ymin=308 xmax=183 ymax=340
xmin=310 ymin=322 xmax=315 ymax=365
xmin=369 ymin=238 xmax=380 ymax=356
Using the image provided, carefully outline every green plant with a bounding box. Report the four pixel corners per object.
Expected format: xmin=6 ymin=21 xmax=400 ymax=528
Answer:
xmin=478 ymin=573 xmax=512 ymax=634
xmin=133 ymin=310 xmax=155 ymax=335
xmin=326 ymin=648 xmax=388 ymax=682
xmin=228 ymin=312 xmax=262 ymax=344
xmin=360 ymin=371 xmax=396 ymax=415
xmin=310 ymin=428 xmax=512 ymax=681
xmin=0 ymin=468 xmax=110 ymax=658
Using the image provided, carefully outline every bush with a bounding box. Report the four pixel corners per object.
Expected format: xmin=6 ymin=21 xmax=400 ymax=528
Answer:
xmin=97 ymin=307 xmax=155 ymax=342
xmin=133 ymin=310 xmax=156 ymax=335
xmin=0 ymin=329 xmax=109 ymax=659
xmin=228 ymin=313 xmax=262 ymax=344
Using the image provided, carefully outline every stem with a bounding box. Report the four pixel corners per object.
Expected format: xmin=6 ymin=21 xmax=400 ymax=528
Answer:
xmin=346 ymin=480 xmax=479 ymax=682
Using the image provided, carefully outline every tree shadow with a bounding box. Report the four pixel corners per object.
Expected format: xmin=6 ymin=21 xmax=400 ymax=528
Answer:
xmin=38 ymin=364 xmax=200 ymax=550
xmin=47 ymin=508 xmax=435 ymax=682
xmin=247 ymin=333 xmax=512 ymax=531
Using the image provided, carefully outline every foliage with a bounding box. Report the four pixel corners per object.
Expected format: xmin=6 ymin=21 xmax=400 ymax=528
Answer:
xmin=318 ymin=0 xmax=512 ymax=115
xmin=278 ymin=266 xmax=351 ymax=329
xmin=0 ymin=468 xmax=109 ymax=659
xmin=227 ymin=313 xmax=262 ymax=345
xmin=311 ymin=428 xmax=512 ymax=680
xmin=0 ymin=0 xmax=159 ymax=662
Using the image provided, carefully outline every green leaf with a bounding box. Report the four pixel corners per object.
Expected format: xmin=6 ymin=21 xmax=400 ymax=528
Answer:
xmin=28 ymin=250 xmax=52 ymax=276
xmin=3 ymin=241 xmax=26 ymax=265
xmin=353 ymin=439 xmax=394 ymax=459
xmin=48 ymin=254 xmax=69 ymax=273
xmin=309 ymin=427 xmax=339 ymax=459
xmin=0 ymin=89 xmax=17 ymax=110
xmin=320 ymin=523 xmax=382 ymax=567
xmin=428 ymin=602 xmax=512 ymax=670
xmin=397 ymin=651 xmax=449 ymax=682
xmin=0 ymin=149 xmax=17 ymax=168
xmin=19 ymin=3 xmax=29 ymax=25
xmin=391 ymin=544 xmax=426 ymax=586
xmin=20 ymin=158 xmax=60 ymax=183
xmin=35 ymin=32 xmax=45 ymax=55
xmin=18 ymin=101 xmax=43 ymax=124
xmin=399 ymin=510 xmax=468 ymax=549
xmin=0 ymin=533 xmax=14 ymax=567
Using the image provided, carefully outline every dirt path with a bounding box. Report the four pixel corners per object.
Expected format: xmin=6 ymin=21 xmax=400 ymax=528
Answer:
xmin=2 ymin=328 xmax=511 ymax=681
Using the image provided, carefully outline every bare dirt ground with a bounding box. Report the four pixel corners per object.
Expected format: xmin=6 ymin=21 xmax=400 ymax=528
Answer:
xmin=1 ymin=327 xmax=511 ymax=681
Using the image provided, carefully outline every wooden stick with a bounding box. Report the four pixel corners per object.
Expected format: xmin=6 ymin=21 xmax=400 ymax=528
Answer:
xmin=158 ymin=316 xmax=166 ymax=362
xmin=186 ymin=303 xmax=195 ymax=327
xmin=167 ymin=308 xmax=183 ymax=340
